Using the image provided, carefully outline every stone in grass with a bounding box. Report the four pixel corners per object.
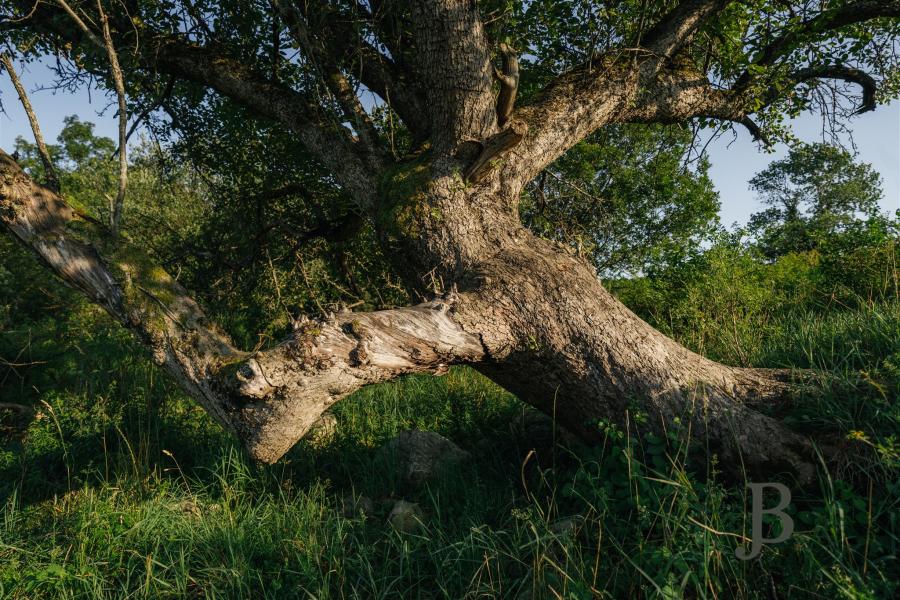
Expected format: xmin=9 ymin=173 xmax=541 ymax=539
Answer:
xmin=305 ymin=412 xmax=338 ymax=448
xmin=550 ymin=515 xmax=585 ymax=539
xmin=388 ymin=500 xmax=424 ymax=533
xmin=510 ymin=409 xmax=580 ymax=450
xmin=380 ymin=430 xmax=470 ymax=487
xmin=340 ymin=494 xmax=375 ymax=519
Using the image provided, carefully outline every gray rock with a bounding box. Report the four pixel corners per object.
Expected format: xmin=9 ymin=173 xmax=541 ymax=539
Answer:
xmin=510 ymin=409 xmax=579 ymax=450
xmin=340 ymin=494 xmax=375 ymax=519
xmin=550 ymin=515 xmax=585 ymax=539
xmin=380 ymin=430 xmax=470 ymax=486
xmin=387 ymin=500 xmax=424 ymax=533
xmin=305 ymin=412 xmax=338 ymax=447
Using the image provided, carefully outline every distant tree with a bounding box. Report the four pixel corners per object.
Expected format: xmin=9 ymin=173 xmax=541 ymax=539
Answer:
xmin=748 ymin=143 xmax=883 ymax=259
xmin=522 ymin=124 xmax=720 ymax=277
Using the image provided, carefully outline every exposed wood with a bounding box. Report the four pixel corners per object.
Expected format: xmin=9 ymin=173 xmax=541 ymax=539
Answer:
xmin=0 ymin=150 xmax=486 ymax=464
xmin=464 ymin=120 xmax=527 ymax=183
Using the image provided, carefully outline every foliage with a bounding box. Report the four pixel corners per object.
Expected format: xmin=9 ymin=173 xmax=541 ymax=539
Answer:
xmin=521 ymin=123 xmax=720 ymax=276
xmin=747 ymin=143 xmax=885 ymax=259
xmin=1 ymin=267 xmax=898 ymax=598
xmin=2 ymin=112 xmax=898 ymax=598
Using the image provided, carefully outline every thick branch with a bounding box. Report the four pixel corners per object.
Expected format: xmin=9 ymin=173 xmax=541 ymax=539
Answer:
xmin=641 ymin=0 xmax=729 ymax=59
xmin=20 ymin=2 xmax=380 ymax=209
xmin=0 ymin=53 xmax=60 ymax=192
xmin=792 ymin=65 xmax=878 ymax=114
xmin=272 ymin=0 xmax=385 ymax=164
xmin=231 ymin=300 xmax=485 ymax=461
xmin=151 ymin=39 xmax=379 ymax=208
xmin=0 ymin=151 xmax=486 ymax=463
xmin=494 ymin=42 xmax=519 ymax=127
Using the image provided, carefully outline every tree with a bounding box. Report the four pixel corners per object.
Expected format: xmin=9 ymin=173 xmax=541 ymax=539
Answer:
xmin=748 ymin=143 xmax=884 ymax=259
xmin=1 ymin=0 xmax=899 ymax=483
xmin=522 ymin=123 xmax=720 ymax=276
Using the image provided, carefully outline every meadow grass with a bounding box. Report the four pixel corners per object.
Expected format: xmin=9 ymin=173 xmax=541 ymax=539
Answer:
xmin=0 ymin=300 xmax=897 ymax=599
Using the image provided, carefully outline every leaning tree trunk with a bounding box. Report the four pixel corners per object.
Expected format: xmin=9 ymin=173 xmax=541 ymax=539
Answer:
xmin=1 ymin=148 xmax=815 ymax=485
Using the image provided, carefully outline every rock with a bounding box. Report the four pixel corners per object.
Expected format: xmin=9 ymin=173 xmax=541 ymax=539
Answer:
xmin=388 ymin=500 xmax=424 ymax=533
xmin=340 ymin=494 xmax=375 ymax=519
xmin=550 ymin=515 xmax=585 ymax=539
xmin=510 ymin=409 xmax=580 ymax=451
xmin=380 ymin=430 xmax=470 ymax=487
xmin=174 ymin=500 xmax=202 ymax=519
xmin=305 ymin=412 xmax=338 ymax=447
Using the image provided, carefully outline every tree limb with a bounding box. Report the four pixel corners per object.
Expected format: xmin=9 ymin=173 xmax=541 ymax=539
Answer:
xmin=152 ymin=39 xmax=378 ymax=208
xmin=641 ymin=0 xmax=729 ymax=59
xmin=494 ymin=42 xmax=519 ymax=127
xmin=95 ymin=0 xmax=128 ymax=235
xmin=272 ymin=0 xmax=386 ymax=166
xmin=791 ymin=65 xmax=878 ymax=115
xmin=0 ymin=52 xmax=60 ymax=192
xmin=464 ymin=119 xmax=527 ymax=183
xmin=20 ymin=2 xmax=381 ymax=210
xmin=734 ymin=0 xmax=900 ymax=89
xmin=0 ymin=149 xmax=486 ymax=464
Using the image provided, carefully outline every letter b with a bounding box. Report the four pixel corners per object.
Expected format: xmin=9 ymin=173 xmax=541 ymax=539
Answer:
xmin=735 ymin=482 xmax=794 ymax=560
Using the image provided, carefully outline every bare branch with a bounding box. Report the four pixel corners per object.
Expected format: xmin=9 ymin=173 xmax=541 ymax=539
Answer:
xmin=152 ymin=40 xmax=378 ymax=207
xmin=792 ymin=65 xmax=878 ymax=115
xmin=272 ymin=0 xmax=385 ymax=165
xmin=0 ymin=52 xmax=60 ymax=192
xmin=735 ymin=0 xmax=900 ymax=89
xmin=55 ymin=0 xmax=129 ymax=233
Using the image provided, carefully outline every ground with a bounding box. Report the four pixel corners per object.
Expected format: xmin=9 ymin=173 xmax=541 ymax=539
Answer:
xmin=0 ymin=291 xmax=898 ymax=599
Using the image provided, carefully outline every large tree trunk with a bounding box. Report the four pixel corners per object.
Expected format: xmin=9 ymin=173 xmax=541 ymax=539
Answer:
xmin=2 ymin=148 xmax=815 ymax=484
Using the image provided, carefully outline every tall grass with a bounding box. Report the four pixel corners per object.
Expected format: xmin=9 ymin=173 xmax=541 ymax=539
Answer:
xmin=1 ymin=297 xmax=898 ymax=598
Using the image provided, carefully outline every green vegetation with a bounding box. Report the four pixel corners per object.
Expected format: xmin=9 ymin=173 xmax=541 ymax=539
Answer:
xmin=3 ymin=123 xmax=898 ymax=598
xmin=1 ymin=247 xmax=898 ymax=598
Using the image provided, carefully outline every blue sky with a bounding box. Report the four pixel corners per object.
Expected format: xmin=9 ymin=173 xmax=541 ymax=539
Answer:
xmin=1 ymin=62 xmax=898 ymax=226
